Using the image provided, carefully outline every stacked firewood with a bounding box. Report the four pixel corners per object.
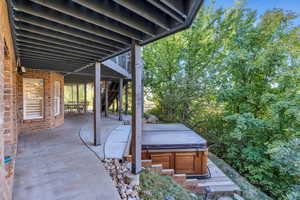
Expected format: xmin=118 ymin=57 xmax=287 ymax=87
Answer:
xmin=103 ymin=158 xmax=140 ymax=200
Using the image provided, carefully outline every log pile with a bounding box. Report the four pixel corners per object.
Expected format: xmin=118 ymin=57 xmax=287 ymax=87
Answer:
xmin=103 ymin=158 xmax=140 ymax=200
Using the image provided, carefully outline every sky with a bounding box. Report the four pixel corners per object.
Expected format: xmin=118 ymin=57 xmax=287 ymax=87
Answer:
xmin=205 ymin=0 xmax=300 ymax=25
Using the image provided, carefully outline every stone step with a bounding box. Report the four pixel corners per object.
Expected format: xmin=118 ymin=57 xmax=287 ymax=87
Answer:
xmin=151 ymin=164 xmax=163 ymax=174
xmin=208 ymin=184 xmax=241 ymax=195
xmin=185 ymin=179 xmax=199 ymax=185
xmin=160 ymin=169 xmax=174 ymax=176
xmin=141 ymin=160 xmax=152 ymax=168
xmin=124 ymin=155 xmax=132 ymax=162
xmin=183 ymin=179 xmax=199 ymax=190
xmin=197 ymin=181 xmax=234 ymax=188
xmin=198 ymin=176 xmax=230 ymax=183
xmin=172 ymin=174 xmax=186 ymax=184
xmin=141 ymin=159 xmax=242 ymax=197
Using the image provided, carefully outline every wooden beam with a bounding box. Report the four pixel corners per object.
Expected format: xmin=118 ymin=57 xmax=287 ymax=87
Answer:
xmin=105 ymin=81 xmax=109 ymax=117
xmin=16 ymin=37 xmax=96 ymax=63
xmin=13 ymin=1 xmax=131 ymax=45
xmin=131 ymin=41 xmax=142 ymax=174
xmin=116 ymin=96 xmax=119 ymax=113
xmin=94 ymin=62 xmax=102 ymax=145
xmin=146 ymin=0 xmax=185 ymax=23
xmin=20 ymin=57 xmax=87 ymax=67
xmin=14 ymin=13 xmax=126 ymax=49
xmin=17 ymin=38 xmax=109 ymax=58
xmin=76 ymin=84 xmax=79 ymax=112
xmin=115 ymin=0 xmax=171 ymax=30
xmin=84 ymin=83 xmax=87 ymax=112
xmin=112 ymin=99 xmax=115 ymax=113
xmin=160 ymin=0 xmax=187 ymax=18
xmin=16 ymin=63 xmax=112 ymax=78
xmin=16 ymin=29 xmax=109 ymax=56
xmin=71 ymin=84 xmax=74 ymax=104
xmin=15 ymin=23 xmax=115 ymax=53
xmin=17 ymin=43 xmax=103 ymax=60
xmin=73 ymin=0 xmax=156 ymax=36
xmin=142 ymin=63 xmax=145 ymax=116
xmin=30 ymin=0 xmax=144 ymax=41
xmin=125 ymin=81 xmax=128 ymax=115
xmin=118 ymin=78 xmax=123 ymax=121
xmin=77 ymin=84 xmax=80 ymax=104
xmin=17 ymin=47 xmax=94 ymax=62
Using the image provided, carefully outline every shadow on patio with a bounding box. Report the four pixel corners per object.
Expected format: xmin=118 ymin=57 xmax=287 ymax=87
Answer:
xmin=13 ymin=114 xmax=122 ymax=200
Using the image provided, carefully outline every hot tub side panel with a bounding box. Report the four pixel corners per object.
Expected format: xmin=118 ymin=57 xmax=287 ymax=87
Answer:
xmin=142 ymin=150 xmax=208 ymax=175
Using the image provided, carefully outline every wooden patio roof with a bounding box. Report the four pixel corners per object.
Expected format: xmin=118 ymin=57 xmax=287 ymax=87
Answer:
xmin=8 ymin=0 xmax=204 ymax=77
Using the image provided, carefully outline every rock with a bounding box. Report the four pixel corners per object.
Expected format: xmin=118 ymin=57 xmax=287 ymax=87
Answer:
xmin=142 ymin=190 xmax=151 ymax=196
xmin=103 ymin=158 xmax=140 ymax=200
xmin=126 ymin=174 xmax=140 ymax=186
xmin=146 ymin=114 xmax=159 ymax=123
xmin=218 ymin=197 xmax=233 ymax=200
xmin=190 ymin=193 xmax=198 ymax=199
xmin=233 ymin=193 xmax=245 ymax=200
xmin=164 ymin=196 xmax=175 ymax=200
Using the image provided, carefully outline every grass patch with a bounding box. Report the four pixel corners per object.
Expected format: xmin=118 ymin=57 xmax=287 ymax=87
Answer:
xmin=139 ymin=169 xmax=202 ymax=200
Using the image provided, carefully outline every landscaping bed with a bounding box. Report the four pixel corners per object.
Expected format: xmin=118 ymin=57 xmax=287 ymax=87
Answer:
xmin=208 ymin=153 xmax=272 ymax=200
xmin=139 ymin=169 xmax=202 ymax=200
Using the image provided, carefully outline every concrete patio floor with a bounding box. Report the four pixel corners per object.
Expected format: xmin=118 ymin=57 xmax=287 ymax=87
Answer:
xmin=13 ymin=113 xmax=121 ymax=200
xmin=80 ymin=113 xmax=131 ymax=159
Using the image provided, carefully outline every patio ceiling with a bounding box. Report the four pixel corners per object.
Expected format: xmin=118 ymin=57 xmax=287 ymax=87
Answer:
xmin=8 ymin=0 xmax=204 ymax=77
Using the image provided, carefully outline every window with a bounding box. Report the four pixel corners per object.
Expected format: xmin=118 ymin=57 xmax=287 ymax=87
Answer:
xmin=23 ymin=78 xmax=44 ymax=119
xmin=54 ymin=81 xmax=61 ymax=116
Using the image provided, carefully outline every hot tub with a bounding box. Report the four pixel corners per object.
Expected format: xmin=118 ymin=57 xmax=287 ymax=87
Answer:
xmin=142 ymin=124 xmax=208 ymax=176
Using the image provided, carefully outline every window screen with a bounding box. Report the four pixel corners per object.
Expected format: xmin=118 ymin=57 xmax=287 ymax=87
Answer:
xmin=23 ymin=78 xmax=44 ymax=119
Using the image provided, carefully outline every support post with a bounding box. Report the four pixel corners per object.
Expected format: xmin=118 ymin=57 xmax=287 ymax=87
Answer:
xmin=76 ymin=84 xmax=80 ymax=112
xmin=84 ymin=83 xmax=87 ymax=112
xmin=76 ymin=84 xmax=79 ymax=104
xmin=118 ymin=78 xmax=123 ymax=121
xmin=125 ymin=81 xmax=128 ymax=115
xmin=112 ymin=99 xmax=115 ymax=113
xmin=71 ymin=85 xmax=74 ymax=102
xmin=131 ymin=41 xmax=142 ymax=174
xmin=116 ymin=97 xmax=119 ymax=113
xmin=142 ymin=63 xmax=145 ymax=116
xmin=94 ymin=62 xmax=102 ymax=146
xmin=105 ymin=81 xmax=109 ymax=117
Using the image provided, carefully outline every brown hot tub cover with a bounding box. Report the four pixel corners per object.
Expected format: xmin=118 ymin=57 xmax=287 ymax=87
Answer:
xmin=142 ymin=124 xmax=207 ymax=150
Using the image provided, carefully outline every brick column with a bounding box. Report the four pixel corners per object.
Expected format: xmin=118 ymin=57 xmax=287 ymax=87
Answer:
xmin=0 ymin=32 xmax=6 ymax=200
xmin=2 ymin=45 xmax=17 ymax=200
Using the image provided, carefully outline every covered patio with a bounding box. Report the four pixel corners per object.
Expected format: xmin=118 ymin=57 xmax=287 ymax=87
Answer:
xmin=13 ymin=114 xmax=122 ymax=200
xmin=0 ymin=0 xmax=204 ymax=199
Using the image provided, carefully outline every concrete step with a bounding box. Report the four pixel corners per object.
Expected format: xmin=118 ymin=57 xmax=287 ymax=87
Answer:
xmin=185 ymin=179 xmax=199 ymax=185
xmin=208 ymin=184 xmax=241 ymax=195
xmin=161 ymin=169 xmax=174 ymax=176
xmin=172 ymin=174 xmax=186 ymax=184
xmin=183 ymin=179 xmax=199 ymax=190
xmin=198 ymin=176 xmax=230 ymax=183
xmin=197 ymin=181 xmax=234 ymax=188
xmin=141 ymin=160 xmax=152 ymax=168
xmin=151 ymin=164 xmax=163 ymax=174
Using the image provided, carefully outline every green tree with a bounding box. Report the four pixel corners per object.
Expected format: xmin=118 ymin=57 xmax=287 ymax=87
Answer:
xmin=143 ymin=1 xmax=300 ymax=199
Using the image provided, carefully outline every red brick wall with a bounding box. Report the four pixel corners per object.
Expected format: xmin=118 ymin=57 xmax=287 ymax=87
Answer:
xmin=0 ymin=1 xmax=64 ymax=199
xmin=18 ymin=69 xmax=64 ymax=134
xmin=1 ymin=1 xmax=18 ymax=199
xmin=0 ymin=28 xmax=6 ymax=200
